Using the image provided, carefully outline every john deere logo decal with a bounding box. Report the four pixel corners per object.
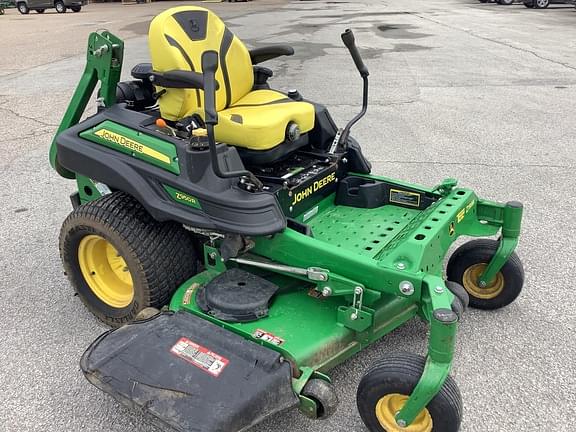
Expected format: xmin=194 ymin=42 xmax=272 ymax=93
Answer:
xmin=290 ymin=172 xmax=336 ymax=206
xmin=94 ymin=129 xmax=171 ymax=164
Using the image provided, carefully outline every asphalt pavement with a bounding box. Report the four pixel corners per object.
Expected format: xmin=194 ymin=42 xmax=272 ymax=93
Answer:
xmin=0 ymin=0 xmax=575 ymax=431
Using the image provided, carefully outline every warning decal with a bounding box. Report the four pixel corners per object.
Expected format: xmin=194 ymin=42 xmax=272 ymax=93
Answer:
xmin=389 ymin=189 xmax=421 ymax=207
xmin=253 ymin=329 xmax=285 ymax=346
xmin=170 ymin=337 xmax=229 ymax=377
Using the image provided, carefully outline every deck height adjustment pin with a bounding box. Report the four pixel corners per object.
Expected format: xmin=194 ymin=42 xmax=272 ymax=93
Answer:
xmin=350 ymin=286 xmax=364 ymax=320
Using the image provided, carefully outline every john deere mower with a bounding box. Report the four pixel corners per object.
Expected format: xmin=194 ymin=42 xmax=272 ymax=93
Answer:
xmin=50 ymin=6 xmax=525 ymax=432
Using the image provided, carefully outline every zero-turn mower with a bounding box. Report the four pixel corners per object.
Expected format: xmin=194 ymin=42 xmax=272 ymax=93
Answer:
xmin=50 ymin=6 xmax=525 ymax=432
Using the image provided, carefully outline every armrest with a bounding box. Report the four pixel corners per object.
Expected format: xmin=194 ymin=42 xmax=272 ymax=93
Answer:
xmin=249 ymin=45 xmax=294 ymax=65
xmin=151 ymin=70 xmax=220 ymax=90
xmin=131 ymin=63 xmax=153 ymax=80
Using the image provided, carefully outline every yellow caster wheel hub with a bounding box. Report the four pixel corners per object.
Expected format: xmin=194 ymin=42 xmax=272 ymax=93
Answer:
xmin=375 ymin=393 xmax=432 ymax=432
xmin=78 ymin=234 xmax=134 ymax=308
xmin=462 ymin=263 xmax=504 ymax=299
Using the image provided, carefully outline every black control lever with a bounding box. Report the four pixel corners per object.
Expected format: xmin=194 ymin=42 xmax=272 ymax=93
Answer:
xmin=201 ymin=51 xmax=219 ymax=126
xmin=330 ymin=29 xmax=369 ymax=153
xmin=341 ymin=29 xmax=369 ymax=78
xmin=201 ymin=51 xmax=263 ymax=191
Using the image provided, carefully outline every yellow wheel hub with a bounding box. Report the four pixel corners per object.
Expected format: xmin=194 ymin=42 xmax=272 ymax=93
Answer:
xmin=375 ymin=394 xmax=432 ymax=432
xmin=462 ymin=263 xmax=504 ymax=299
xmin=78 ymin=234 xmax=134 ymax=308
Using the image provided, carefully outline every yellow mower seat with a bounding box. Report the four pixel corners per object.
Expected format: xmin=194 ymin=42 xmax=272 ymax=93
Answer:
xmin=149 ymin=6 xmax=315 ymax=151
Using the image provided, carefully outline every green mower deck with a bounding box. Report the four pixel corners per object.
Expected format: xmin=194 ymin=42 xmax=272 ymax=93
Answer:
xmin=166 ymin=183 xmax=522 ymax=426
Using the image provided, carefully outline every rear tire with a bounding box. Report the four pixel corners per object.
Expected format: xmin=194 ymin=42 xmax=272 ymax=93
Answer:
xmin=357 ymin=352 xmax=462 ymax=432
xmin=55 ymin=0 xmax=66 ymax=13
xmin=71 ymin=5 xmax=81 ymax=12
xmin=17 ymin=2 xmax=29 ymax=14
xmin=499 ymin=0 xmax=514 ymax=4
xmin=535 ymin=0 xmax=549 ymax=7
xmin=60 ymin=192 xmax=199 ymax=327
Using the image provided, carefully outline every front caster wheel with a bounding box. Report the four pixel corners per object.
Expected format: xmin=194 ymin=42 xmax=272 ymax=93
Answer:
xmin=60 ymin=192 xmax=198 ymax=327
xmin=447 ymin=239 xmax=524 ymax=310
xmin=447 ymin=281 xmax=468 ymax=320
xmin=301 ymin=379 xmax=339 ymax=420
xmin=357 ymin=353 xmax=462 ymax=432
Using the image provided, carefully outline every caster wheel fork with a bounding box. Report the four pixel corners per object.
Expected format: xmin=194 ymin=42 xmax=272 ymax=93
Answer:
xmin=356 ymin=278 xmax=463 ymax=431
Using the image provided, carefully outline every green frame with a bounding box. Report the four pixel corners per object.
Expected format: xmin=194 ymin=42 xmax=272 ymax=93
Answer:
xmin=51 ymin=32 xmax=524 ymax=428
xmin=169 ymin=186 xmax=522 ymax=425
xmin=49 ymin=31 xmax=124 ymax=180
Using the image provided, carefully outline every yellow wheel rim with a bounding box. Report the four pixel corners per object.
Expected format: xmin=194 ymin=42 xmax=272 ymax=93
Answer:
xmin=78 ymin=234 xmax=134 ymax=308
xmin=462 ymin=263 xmax=504 ymax=299
xmin=375 ymin=394 xmax=432 ymax=432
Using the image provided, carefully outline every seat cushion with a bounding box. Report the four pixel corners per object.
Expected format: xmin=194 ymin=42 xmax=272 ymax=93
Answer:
xmin=149 ymin=6 xmax=254 ymax=120
xmin=215 ymin=90 xmax=315 ymax=150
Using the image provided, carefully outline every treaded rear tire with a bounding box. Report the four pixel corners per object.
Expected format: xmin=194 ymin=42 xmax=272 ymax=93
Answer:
xmin=60 ymin=192 xmax=198 ymax=327
xmin=357 ymin=352 xmax=462 ymax=432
